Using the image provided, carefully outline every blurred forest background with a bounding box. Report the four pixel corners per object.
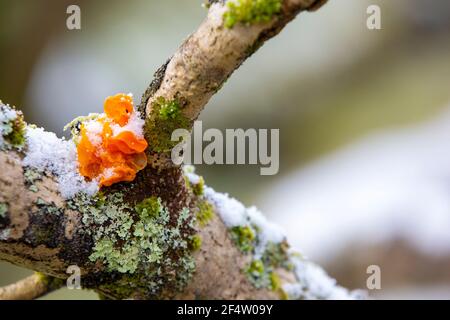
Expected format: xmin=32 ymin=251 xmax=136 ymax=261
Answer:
xmin=1 ymin=0 xmax=449 ymax=299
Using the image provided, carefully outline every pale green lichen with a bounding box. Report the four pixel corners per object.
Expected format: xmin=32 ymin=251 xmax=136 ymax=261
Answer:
xmin=69 ymin=192 xmax=197 ymax=298
xmin=146 ymin=97 xmax=190 ymax=153
xmin=269 ymin=271 xmax=281 ymax=291
xmin=35 ymin=197 xmax=61 ymax=215
xmin=0 ymin=203 xmax=8 ymax=218
xmin=24 ymin=164 xmax=43 ymax=193
xmin=0 ymin=102 xmax=26 ymax=150
xmin=230 ymin=225 xmax=255 ymax=253
xmin=85 ymin=194 xmax=170 ymax=273
xmin=245 ymin=260 xmax=282 ymax=291
xmin=183 ymin=169 xmax=205 ymax=197
xmin=262 ymin=241 xmax=292 ymax=270
xmin=223 ymin=0 xmax=282 ymax=28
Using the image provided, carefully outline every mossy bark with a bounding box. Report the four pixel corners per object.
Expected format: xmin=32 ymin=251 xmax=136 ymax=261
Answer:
xmin=0 ymin=0 xmax=328 ymax=300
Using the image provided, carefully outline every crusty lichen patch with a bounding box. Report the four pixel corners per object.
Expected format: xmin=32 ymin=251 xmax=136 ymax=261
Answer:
xmin=223 ymin=0 xmax=282 ymax=28
xmin=0 ymin=102 xmax=26 ymax=150
xmin=68 ymin=191 xmax=197 ymax=299
xmin=189 ymin=234 xmax=202 ymax=251
xmin=230 ymin=225 xmax=255 ymax=253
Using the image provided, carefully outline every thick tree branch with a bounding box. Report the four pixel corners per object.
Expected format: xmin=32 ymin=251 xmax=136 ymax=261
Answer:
xmin=139 ymin=0 xmax=327 ymax=166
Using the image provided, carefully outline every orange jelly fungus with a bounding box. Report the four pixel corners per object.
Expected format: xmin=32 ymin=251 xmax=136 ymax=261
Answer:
xmin=77 ymin=94 xmax=148 ymax=187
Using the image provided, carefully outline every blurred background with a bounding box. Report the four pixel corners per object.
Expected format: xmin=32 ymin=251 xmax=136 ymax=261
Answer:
xmin=1 ymin=0 xmax=450 ymax=299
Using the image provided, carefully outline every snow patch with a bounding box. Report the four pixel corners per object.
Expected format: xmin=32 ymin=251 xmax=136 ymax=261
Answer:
xmin=202 ymin=184 xmax=285 ymax=247
xmin=23 ymin=126 xmax=99 ymax=198
xmin=185 ymin=172 xmax=201 ymax=185
xmin=284 ymin=257 xmax=363 ymax=300
xmin=111 ymin=111 xmax=145 ymax=139
xmin=84 ymin=119 xmax=103 ymax=147
xmin=246 ymin=206 xmax=285 ymax=258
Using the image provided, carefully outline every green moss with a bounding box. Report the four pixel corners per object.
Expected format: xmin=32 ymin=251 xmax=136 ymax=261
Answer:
xmin=158 ymin=99 xmax=181 ymax=121
xmin=189 ymin=234 xmax=202 ymax=251
xmin=135 ymin=196 xmax=162 ymax=218
xmin=146 ymin=97 xmax=190 ymax=153
xmin=196 ymin=200 xmax=215 ymax=227
xmin=268 ymin=272 xmax=289 ymax=299
xmin=0 ymin=203 xmax=8 ymax=218
xmin=240 ymin=237 xmax=292 ymax=290
xmin=245 ymin=259 xmax=270 ymax=288
xmin=248 ymin=259 xmax=264 ymax=274
xmin=278 ymin=287 xmax=289 ymax=300
xmin=230 ymin=225 xmax=255 ymax=253
xmin=24 ymin=168 xmax=43 ymax=193
xmin=24 ymin=168 xmax=42 ymax=184
xmin=223 ymin=0 xmax=282 ymax=28
xmin=0 ymin=103 xmax=27 ymax=150
xmin=269 ymin=271 xmax=281 ymax=291
xmin=262 ymin=241 xmax=291 ymax=269
xmin=71 ymin=192 xmax=197 ymax=298
xmin=192 ymin=176 xmax=205 ymax=196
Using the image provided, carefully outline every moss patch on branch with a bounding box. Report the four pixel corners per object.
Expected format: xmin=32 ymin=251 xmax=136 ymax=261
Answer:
xmin=196 ymin=200 xmax=215 ymax=227
xmin=223 ymin=0 xmax=282 ymax=28
xmin=230 ymin=225 xmax=255 ymax=253
xmin=69 ymin=192 xmax=197 ymax=299
xmin=0 ymin=102 xmax=26 ymax=150
xmin=243 ymin=240 xmax=291 ymax=297
xmin=146 ymin=97 xmax=190 ymax=153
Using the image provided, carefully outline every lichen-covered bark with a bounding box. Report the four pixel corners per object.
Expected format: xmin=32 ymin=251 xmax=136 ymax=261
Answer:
xmin=0 ymin=0 xmax=334 ymax=300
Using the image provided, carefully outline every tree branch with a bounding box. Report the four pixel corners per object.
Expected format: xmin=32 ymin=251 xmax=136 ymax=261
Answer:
xmin=0 ymin=273 xmax=63 ymax=300
xmin=0 ymin=0 xmax=359 ymax=300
